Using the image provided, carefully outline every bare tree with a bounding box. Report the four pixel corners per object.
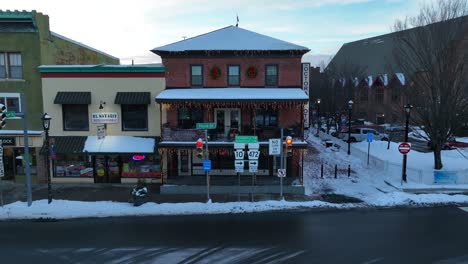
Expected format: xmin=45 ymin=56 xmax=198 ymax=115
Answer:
xmin=393 ymin=0 xmax=468 ymax=169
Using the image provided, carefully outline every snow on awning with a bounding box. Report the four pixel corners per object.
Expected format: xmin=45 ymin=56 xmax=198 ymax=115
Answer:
xmin=155 ymin=88 xmax=309 ymax=103
xmin=83 ymin=136 xmax=155 ymax=154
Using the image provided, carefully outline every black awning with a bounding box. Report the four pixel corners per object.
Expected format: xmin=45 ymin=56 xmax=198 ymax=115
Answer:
xmin=54 ymin=92 xmax=91 ymax=104
xmin=51 ymin=136 xmax=87 ymax=154
xmin=115 ymin=92 xmax=151 ymax=105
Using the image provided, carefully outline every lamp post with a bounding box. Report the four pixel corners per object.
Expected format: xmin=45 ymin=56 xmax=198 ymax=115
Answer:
xmin=316 ymin=98 xmax=321 ymax=136
xmin=41 ymin=113 xmax=52 ymax=204
xmin=402 ymin=104 xmax=413 ymax=183
xmin=347 ymin=100 xmax=353 ymax=155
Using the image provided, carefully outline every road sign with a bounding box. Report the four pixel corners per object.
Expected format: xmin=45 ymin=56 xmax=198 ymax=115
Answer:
xmin=196 ymin=123 xmax=217 ymax=129
xmin=277 ymin=168 xmax=286 ymax=178
xmin=97 ymin=125 xmax=106 ymax=140
xmin=249 ymin=160 xmax=258 ymax=173
xmin=234 ymin=150 xmax=245 ymax=160
xmin=203 ymin=159 xmax=211 ymax=172
xmin=235 ymin=166 xmax=244 ymax=173
xmin=248 ymin=143 xmax=259 ymax=149
xmin=235 ymin=135 xmax=258 ymax=144
xmin=234 ymin=143 xmax=245 ymax=149
xmin=398 ymin=142 xmax=411 ymax=155
xmin=5 ymin=111 xmax=16 ymax=118
xmin=269 ymin=138 xmax=281 ymax=155
xmin=366 ymin=132 xmax=373 ymax=143
xmin=248 ymin=150 xmax=260 ymax=160
xmin=234 ymin=160 xmax=244 ymax=173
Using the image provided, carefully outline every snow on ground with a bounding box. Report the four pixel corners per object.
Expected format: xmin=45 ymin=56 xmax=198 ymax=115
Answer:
xmin=0 ymin=199 xmax=353 ymax=220
xmin=303 ymin=130 xmax=468 ymax=207
xmin=458 ymin=137 xmax=468 ymax=143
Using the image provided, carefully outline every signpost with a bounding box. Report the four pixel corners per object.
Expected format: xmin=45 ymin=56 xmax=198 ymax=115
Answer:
xmin=366 ymin=132 xmax=373 ymax=166
xmin=269 ymin=139 xmax=281 ymax=156
xmin=196 ymin=123 xmax=217 ymax=203
xmin=398 ymin=142 xmax=411 ymax=155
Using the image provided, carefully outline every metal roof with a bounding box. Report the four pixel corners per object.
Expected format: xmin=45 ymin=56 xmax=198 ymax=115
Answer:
xmin=52 ymin=136 xmax=87 ymax=154
xmin=115 ymin=92 xmax=151 ymax=105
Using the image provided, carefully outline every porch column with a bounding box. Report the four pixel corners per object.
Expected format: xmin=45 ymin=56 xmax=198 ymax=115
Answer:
xmin=159 ymin=103 xmax=163 ymax=138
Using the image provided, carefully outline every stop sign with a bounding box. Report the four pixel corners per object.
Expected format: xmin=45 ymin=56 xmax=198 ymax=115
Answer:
xmin=398 ymin=142 xmax=411 ymax=155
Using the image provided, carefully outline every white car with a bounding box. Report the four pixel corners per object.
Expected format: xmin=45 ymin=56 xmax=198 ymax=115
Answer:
xmin=340 ymin=128 xmax=389 ymax=142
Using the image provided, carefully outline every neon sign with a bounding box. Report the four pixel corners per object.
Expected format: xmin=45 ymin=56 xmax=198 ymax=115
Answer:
xmin=132 ymin=154 xmax=146 ymax=161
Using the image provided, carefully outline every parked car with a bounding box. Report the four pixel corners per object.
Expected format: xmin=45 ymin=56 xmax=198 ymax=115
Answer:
xmin=340 ymin=127 xmax=389 ymax=142
xmin=427 ymin=138 xmax=468 ymax=150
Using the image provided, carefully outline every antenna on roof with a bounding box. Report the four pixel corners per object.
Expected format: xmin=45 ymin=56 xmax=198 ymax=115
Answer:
xmin=236 ymin=14 xmax=239 ymax=27
xmin=182 ymin=36 xmax=187 ymax=40
xmin=132 ymin=59 xmax=134 ymax=66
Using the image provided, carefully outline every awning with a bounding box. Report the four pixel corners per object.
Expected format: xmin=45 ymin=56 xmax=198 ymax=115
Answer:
xmin=54 ymin=92 xmax=91 ymax=104
xmin=83 ymin=136 xmax=155 ymax=154
xmin=49 ymin=136 xmax=87 ymax=154
xmin=115 ymin=92 xmax=151 ymax=104
xmin=155 ymin=88 xmax=309 ymax=103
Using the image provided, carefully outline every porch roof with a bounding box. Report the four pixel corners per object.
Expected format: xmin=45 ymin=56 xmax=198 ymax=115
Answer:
xmin=155 ymin=88 xmax=309 ymax=103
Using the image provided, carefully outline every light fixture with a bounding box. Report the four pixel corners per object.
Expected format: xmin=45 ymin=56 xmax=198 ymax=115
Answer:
xmin=99 ymin=101 xmax=106 ymax=110
xmin=348 ymin=100 xmax=354 ymax=110
xmin=404 ymin=104 xmax=413 ymax=114
xmin=41 ymin=113 xmax=52 ymax=130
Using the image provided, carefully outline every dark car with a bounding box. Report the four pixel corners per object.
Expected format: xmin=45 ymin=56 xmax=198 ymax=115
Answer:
xmin=427 ymin=139 xmax=468 ymax=150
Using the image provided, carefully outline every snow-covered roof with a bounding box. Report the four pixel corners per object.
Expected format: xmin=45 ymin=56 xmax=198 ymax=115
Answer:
xmin=83 ymin=136 xmax=155 ymax=153
xmin=152 ymin=26 xmax=309 ymax=53
xmin=155 ymin=88 xmax=309 ymax=102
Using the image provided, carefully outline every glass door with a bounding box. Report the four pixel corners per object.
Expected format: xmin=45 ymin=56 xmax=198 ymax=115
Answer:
xmin=107 ymin=156 xmax=121 ymax=183
xmin=94 ymin=156 xmax=121 ymax=183
xmin=214 ymin=108 xmax=241 ymax=140
xmin=95 ymin=155 xmax=107 ymax=183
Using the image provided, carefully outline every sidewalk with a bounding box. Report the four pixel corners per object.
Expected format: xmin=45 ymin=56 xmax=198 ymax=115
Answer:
xmin=1 ymin=183 xmax=316 ymax=205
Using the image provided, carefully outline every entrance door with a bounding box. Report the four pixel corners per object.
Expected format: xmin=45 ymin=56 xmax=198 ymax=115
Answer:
xmin=215 ymin=108 xmax=241 ymax=139
xmin=94 ymin=156 xmax=121 ymax=183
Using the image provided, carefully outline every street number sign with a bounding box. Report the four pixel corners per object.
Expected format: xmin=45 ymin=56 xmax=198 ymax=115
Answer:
xmin=248 ymin=150 xmax=260 ymax=160
xmin=234 ymin=150 xmax=245 ymax=160
xmin=269 ymin=138 xmax=281 ymax=155
xmin=277 ymin=168 xmax=286 ymax=178
xmin=398 ymin=142 xmax=411 ymax=155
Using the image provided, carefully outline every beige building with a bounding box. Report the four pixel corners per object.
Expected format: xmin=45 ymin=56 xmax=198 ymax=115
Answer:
xmin=40 ymin=65 xmax=165 ymax=184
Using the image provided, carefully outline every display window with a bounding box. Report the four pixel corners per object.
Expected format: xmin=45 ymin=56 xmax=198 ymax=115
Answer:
xmin=121 ymin=154 xmax=161 ymax=178
xmin=55 ymin=155 xmax=93 ymax=177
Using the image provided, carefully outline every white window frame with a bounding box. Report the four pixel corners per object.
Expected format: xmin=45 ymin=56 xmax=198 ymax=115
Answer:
xmin=0 ymin=52 xmax=23 ymax=80
xmin=0 ymin=93 xmax=21 ymax=118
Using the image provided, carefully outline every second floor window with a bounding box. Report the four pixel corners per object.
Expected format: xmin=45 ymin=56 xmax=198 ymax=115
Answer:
xmin=191 ymin=65 xmax=203 ymax=86
xmin=0 ymin=94 xmax=21 ymax=112
xmin=122 ymin=104 xmax=148 ymax=131
xmin=265 ymin=65 xmax=278 ymax=86
xmin=63 ymin=104 xmax=89 ymax=131
xmin=228 ymin=65 xmax=240 ymax=86
xmin=256 ymin=110 xmax=278 ymax=127
xmin=0 ymin=52 xmax=22 ymax=79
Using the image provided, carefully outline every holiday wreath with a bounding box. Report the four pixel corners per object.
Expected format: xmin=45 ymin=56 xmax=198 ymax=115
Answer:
xmin=246 ymin=66 xmax=258 ymax=79
xmin=210 ymin=66 xmax=222 ymax=80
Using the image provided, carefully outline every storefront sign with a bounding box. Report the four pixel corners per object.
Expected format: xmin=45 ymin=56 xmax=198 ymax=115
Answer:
xmin=132 ymin=154 xmax=146 ymax=161
xmin=0 ymin=137 xmax=16 ymax=146
xmin=97 ymin=125 xmax=106 ymax=140
xmin=302 ymin=63 xmax=310 ymax=128
xmin=92 ymin=112 xmax=118 ymax=124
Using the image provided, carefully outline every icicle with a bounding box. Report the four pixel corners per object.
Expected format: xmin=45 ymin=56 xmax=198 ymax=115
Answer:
xmin=395 ymin=73 xmax=405 ymax=85
xmin=353 ymin=77 xmax=359 ymax=87
xmin=382 ymin=74 xmax=388 ymax=86
xmin=367 ymin=76 xmax=373 ymax=87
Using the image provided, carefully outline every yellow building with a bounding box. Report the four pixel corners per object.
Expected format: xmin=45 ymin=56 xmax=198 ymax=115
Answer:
xmin=40 ymin=64 xmax=165 ymax=184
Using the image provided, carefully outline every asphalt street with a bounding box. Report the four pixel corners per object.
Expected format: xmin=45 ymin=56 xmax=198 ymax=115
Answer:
xmin=1 ymin=207 xmax=468 ymax=263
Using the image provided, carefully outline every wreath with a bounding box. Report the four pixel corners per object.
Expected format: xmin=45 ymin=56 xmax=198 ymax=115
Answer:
xmin=246 ymin=66 xmax=258 ymax=79
xmin=210 ymin=66 xmax=222 ymax=80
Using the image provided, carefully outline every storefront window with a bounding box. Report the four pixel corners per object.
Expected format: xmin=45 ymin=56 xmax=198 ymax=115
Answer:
xmin=55 ymin=155 xmax=93 ymax=177
xmin=122 ymin=154 xmax=161 ymax=178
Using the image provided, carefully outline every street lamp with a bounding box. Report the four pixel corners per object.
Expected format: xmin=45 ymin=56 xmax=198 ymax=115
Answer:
xmin=347 ymin=100 xmax=353 ymax=155
xmin=402 ymin=104 xmax=413 ymax=182
xmin=41 ymin=113 xmax=52 ymax=204
xmin=316 ymin=98 xmax=321 ymax=136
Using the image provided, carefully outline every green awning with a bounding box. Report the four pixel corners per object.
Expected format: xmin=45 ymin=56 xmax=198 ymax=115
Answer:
xmin=115 ymin=92 xmax=150 ymax=105
xmin=54 ymin=92 xmax=91 ymax=104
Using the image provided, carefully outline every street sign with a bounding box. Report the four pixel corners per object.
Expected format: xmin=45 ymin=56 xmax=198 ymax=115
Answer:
xmin=398 ymin=142 xmax=411 ymax=155
xmin=97 ymin=125 xmax=106 ymax=140
xmin=248 ymin=150 xmax=260 ymax=160
xmin=203 ymin=159 xmax=211 ymax=172
xmin=366 ymin=132 xmax=373 ymax=143
xmin=234 ymin=143 xmax=245 ymax=149
xmin=269 ymin=138 xmax=281 ymax=155
xmin=249 ymin=160 xmax=258 ymax=173
xmin=235 ymin=166 xmax=244 ymax=173
xmin=5 ymin=111 xmax=16 ymax=118
xmin=235 ymin=135 xmax=258 ymax=144
xmin=234 ymin=160 xmax=244 ymax=173
xmin=248 ymin=143 xmax=259 ymax=149
xmin=277 ymin=168 xmax=286 ymax=178
xmin=234 ymin=150 xmax=245 ymax=160
xmin=196 ymin=123 xmax=217 ymax=129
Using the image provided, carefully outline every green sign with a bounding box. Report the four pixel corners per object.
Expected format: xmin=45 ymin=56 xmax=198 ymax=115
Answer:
xmin=196 ymin=123 xmax=217 ymax=129
xmin=235 ymin=135 xmax=258 ymax=143
xmin=5 ymin=111 xmax=16 ymax=118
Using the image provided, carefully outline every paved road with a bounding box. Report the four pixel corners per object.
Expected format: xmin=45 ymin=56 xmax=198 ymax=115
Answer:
xmin=1 ymin=207 xmax=468 ymax=263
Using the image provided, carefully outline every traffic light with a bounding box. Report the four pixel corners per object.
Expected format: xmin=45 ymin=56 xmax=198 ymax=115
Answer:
xmin=0 ymin=104 xmax=6 ymax=129
xmin=285 ymin=136 xmax=293 ymax=157
xmin=195 ymin=138 xmax=204 ymax=159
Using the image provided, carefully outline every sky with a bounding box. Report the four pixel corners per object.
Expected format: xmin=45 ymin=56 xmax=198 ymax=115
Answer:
xmin=2 ymin=0 xmax=428 ymax=66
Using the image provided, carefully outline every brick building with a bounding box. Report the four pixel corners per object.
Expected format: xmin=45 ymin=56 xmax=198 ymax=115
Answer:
xmin=152 ymin=25 xmax=310 ymax=194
